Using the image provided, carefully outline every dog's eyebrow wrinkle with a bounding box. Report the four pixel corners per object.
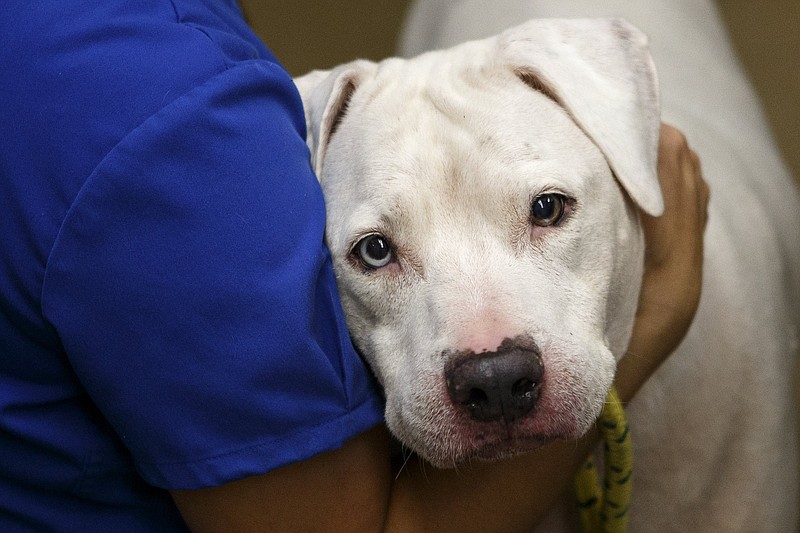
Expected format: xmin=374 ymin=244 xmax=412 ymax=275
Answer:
xmin=418 ymin=60 xmax=491 ymax=121
xmin=421 ymin=84 xmax=465 ymax=121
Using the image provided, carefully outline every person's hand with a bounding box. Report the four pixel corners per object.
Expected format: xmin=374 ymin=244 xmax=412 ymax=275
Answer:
xmin=616 ymin=123 xmax=710 ymax=403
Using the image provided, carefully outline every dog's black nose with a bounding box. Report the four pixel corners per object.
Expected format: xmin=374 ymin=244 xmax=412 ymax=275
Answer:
xmin=446 ymin=348 xmax=544 ymax=423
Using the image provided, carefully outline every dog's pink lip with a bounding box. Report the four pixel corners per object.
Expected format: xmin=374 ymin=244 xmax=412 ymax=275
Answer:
xmin=458 ymin=432 xmax=560 ymax=463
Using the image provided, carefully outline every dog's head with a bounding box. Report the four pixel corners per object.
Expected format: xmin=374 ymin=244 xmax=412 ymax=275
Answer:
xmin=295 ymin=18 xmax=662 ymax=467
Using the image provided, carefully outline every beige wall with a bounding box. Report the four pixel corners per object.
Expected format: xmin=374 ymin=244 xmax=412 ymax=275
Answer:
xmin=239 ymin=0 xmax=800 ymax=183
xmin=716 ymin=0 xmax=800 ymax=183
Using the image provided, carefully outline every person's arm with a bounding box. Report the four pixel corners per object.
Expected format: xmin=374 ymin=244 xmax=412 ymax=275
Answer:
xmin=171 ymin=124 xmax=709 ymax=532
xmin=615 ymin=124 xmax=709 ymax=404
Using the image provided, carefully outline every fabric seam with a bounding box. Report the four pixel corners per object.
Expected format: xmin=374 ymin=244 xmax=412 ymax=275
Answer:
xmin=141 ymin=393 xmax=383 ymax=470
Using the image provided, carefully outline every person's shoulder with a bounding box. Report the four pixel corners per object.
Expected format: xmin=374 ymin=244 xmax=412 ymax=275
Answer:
xmin=0 ymin=0 xmax=297 ymax=223
xmin=5 ymin=0 xmax=278 ymax=129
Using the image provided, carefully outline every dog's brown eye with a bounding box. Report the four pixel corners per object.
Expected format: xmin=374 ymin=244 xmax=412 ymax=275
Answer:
xmin=531 ymin=194 xmax=566 ymax=226
xmin=355 ymin=234 xmax=393 ymax=269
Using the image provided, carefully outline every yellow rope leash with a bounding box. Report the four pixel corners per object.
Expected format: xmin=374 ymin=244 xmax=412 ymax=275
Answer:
xmin=573 ymin=385 xmax=632 ymax=533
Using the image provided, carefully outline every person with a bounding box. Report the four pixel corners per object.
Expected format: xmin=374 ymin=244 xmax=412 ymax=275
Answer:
xmin=0 ymin=1 xmax=708 ymax=531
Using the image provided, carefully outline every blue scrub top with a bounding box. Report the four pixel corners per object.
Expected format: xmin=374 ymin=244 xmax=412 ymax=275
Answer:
xmin=0 ymin=0 xmax=384 ymax=530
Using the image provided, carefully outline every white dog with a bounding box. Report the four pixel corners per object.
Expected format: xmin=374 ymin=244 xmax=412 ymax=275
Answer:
xmin=293 ymin=2 xmax=800 ymax=530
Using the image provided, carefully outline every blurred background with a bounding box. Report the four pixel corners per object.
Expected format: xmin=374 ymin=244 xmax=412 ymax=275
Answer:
xmin=239 ymin=0 xmax=799 ymax=183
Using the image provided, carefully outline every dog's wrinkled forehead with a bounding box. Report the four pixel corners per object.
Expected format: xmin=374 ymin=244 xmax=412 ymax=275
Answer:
xmin=294 ymin=17 xmax=663 ymax=219
xmin=320 ymin=68 xmax=595 ymax=254
xmin=366 ymin=65 xmax=592 ymax=187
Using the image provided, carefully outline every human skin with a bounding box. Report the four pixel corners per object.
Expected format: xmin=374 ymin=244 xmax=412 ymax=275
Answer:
xmin=171 ymin=124 xmax=709 ymax=533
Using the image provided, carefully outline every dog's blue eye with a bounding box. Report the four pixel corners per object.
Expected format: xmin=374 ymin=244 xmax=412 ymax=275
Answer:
xmin=356 ymin=234 xmax=393 ymax=269
xmin=531 ymin=194 xmax=566 ymax=227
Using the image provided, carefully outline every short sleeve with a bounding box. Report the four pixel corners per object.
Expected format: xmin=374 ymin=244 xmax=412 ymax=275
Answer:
xmin=41 ymin=62 xmax=384 ymax=489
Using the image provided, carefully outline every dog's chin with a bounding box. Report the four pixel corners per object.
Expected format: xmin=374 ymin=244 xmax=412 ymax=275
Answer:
xmin=418 ymin=425 xmax=584 ymax=469
xmin=468 ymin=434 xmax=554 ymax=462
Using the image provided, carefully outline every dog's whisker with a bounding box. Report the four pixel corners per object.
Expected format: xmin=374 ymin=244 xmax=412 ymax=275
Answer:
xmin=394 ymin=448 xmax=414 ymax=480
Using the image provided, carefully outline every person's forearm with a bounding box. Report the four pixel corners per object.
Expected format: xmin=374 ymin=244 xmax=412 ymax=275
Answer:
xmin=172 ymin=332 xmax=681 ymax=533
xmin=385 ymin=425 xmax=598 ymax=533
xmin=615 ymin=299 xmax=680 ymax=405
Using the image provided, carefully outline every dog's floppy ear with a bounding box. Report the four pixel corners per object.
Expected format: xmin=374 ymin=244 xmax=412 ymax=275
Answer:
xmin=499 ymin=18 xmax=663 ymax=216
xmin=293 ymin=60 xmax=373 ymax=175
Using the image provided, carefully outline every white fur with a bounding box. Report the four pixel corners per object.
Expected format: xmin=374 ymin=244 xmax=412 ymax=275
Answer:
xmin=295 ymin=4 xmax=800 ymax=531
